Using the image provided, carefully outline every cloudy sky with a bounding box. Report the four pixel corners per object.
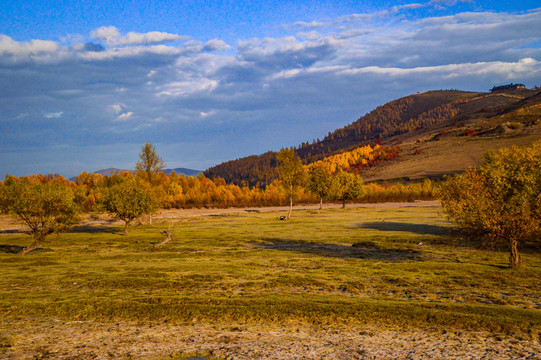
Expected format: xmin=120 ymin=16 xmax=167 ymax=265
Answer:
xmin=1 ymin=0 xmax=540 ymax=177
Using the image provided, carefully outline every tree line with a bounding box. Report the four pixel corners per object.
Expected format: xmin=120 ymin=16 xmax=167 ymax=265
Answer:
xmin=1 ymin=141 xmax=539 ymax=269
xmin=0 ymin=142 xmax=437 ymax=253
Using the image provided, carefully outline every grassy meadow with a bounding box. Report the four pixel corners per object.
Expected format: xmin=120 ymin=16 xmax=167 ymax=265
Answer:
xmin=0 ymin=205 xmax=539 ymax=341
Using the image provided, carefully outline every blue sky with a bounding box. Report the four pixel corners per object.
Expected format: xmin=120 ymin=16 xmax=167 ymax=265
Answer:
xmin=1 ymin=0 xmax=540 ymax=176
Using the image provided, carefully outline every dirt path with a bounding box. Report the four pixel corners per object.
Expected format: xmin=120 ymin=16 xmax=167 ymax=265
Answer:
xmin=153 ymin=200 xmax=441 ymax=219
xmin=0 ymin=201 xmax=440 ymax=232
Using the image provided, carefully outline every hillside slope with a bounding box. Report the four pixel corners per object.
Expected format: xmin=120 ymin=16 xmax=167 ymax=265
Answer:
xmin=205 ymin=88 xmax=541 ymax=186
xmin=362 ymin=90 xmax=541 ymax=181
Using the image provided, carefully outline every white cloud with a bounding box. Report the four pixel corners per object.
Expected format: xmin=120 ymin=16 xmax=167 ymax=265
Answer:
xmin=340 ymin=58 xmax=541 ymax=78
xmin=271 ymin=65 xmax=348 ymax=80
xmin=335 ymin=13 xmax=373 ymax=24
xmin=2 ymin=4 xmax=541 ymax=177
xmin=77 ymin=44 xmax=183 ymax=60
xmin=44 ymin=111 xmax=63 ymax=119
xmin=115 ymin=112 xmax=134 ymax=121
xmin=200 ymin=111 xmax=216 ymax=118
xmin=336 ymin=29 xmax=375 ymax=39
xmin=157 ymin=78 xmax=219 ymax=96
xmin=109 ymin=103 xmax=126 ymax=114
xmin=0 ymin=35 xmax=59 ymax=56
xmin=90 ymin=26 xmax=189 ymax=46
xmin=296 ymin=31 xmax=323 ymax=40
xmin=271 ymin=69 xmax=302 ymax=79
xmin=14 ymin=113 xmax=29 ymax=120
xmin=290 ymin=21 xmax=326 ymax=29
xmin=203 ymin=39 xmax=231 ymax=52
xmin=90 ymin=26 xmax=120 ymax=43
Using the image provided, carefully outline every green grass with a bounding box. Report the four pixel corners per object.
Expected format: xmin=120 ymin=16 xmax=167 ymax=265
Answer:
xmin=0 ymin=206 xmax=539 ymax=338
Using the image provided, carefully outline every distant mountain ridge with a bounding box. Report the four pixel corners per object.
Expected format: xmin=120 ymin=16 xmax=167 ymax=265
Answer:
xmin=70 ymin=167 xmax=201 ymax=181
xmin=163 ymin=168 xmax=202 ymax=177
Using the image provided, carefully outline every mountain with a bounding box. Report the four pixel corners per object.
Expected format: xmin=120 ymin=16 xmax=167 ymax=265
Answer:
xmin=91 ymin=168 xmax=123 ymax=177
xmin=70 ymin=167 xmax=201 ymax=181
xmin=360 ymin=89 xmax=541 ymax=182
xmin=163 ymin=168 xmax=202 ymax=177
xmin=204 ymin=87 xmax=541 ymax=186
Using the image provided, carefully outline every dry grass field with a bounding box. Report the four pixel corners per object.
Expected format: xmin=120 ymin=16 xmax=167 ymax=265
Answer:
xmin=0 ymin=203 xmax=539 ymax=359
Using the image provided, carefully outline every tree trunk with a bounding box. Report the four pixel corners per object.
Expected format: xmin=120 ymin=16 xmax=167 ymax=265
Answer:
xmin=154 ymin=230 xmax=173 ymax=248
xmin=319 ymin=197 xmax=323 ymax=210
xmin=124 ymin=221 xmax=130 ymax=236
xmin=20 ymin=239 xmax=41 ymax=255
xmin=509 ymin=240 xmax=522 ymax=268
xmin=342 ymin=199 xmax=346 ymax=209
xmin=287 ymin=194 xmax=293 ymax=219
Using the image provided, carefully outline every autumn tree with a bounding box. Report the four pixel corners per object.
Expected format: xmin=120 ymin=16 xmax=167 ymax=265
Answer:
xmin=135 ymin=142 xmax=165 ymax=185
xmin=135 ymin=142 xmax=166 ymax=224
xmin=331 ymin=171 xmax=364 ymax=208
xmin=0 ymin=176 xmax=80 ymax=255
xmin=307 ymin=162 xmax=333 ymax=209
xmin=100 ymin=179 xmax=157 ymax=235
xmin=277 ymin=148 xmax=306 ymax=219
xmin=440 ymin=141 xmax=541 ymax=268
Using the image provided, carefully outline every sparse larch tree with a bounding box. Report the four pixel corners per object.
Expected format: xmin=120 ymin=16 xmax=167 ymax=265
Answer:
xmin=307 ymin=162 xmax=333 ymax=210
xmin=135 ymin=142 xmax=166 ymax=224
xmin=277 ymin=148 xmax=306 ymax=219
xmin=135 ymin=142 xmax=165 ymax=185
xmin=331 ymin=171 xmax=364 ymax=209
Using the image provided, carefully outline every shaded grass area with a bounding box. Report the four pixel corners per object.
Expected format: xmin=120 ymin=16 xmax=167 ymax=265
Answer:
xmin=0 ymin=206 xmax=539 ymax=338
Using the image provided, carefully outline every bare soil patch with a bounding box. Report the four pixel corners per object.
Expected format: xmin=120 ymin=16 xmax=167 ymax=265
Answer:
xmin=1 ymin=319 xmax=538 ymax=360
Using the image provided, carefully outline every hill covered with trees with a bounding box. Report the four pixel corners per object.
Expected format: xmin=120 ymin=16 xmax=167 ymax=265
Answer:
xmin=205 ymin=88 xmax=541 ymax=186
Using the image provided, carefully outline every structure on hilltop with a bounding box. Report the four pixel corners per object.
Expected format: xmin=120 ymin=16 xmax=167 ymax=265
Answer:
xmin=490 ymin=83 xmax=526 ymax=92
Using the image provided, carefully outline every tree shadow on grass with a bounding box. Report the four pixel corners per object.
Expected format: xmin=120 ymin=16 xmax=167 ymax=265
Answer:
xmin=70 ymin=225 xmax=121 ymax=234
xmin=256 ymin=238 xmax=423 ymax=261
xmin=0 ymin=229 xmax=25 ymax=235
xmin=358 ymin=222 xmax=451 ymax=236
xmin=0 ymin=244 xmax=26 ymax=253
xmin=0 ymin=244 xmax=51 ymax=254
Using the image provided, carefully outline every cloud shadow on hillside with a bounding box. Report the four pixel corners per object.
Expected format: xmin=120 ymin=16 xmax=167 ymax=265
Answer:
xmin=357 ymin=222 xmax=451 ymax=236
xmin=256 ymin=238 xmax=422 ymax=261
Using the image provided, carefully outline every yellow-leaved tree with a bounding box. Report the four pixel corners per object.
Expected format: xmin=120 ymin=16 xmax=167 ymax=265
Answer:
xmin=277 ymin=148 xmax=306 ymax=219
xmin=440 ymin=141 xmax=541 ymax=268
xmin=100 ymin=179 xmax=158 ymax=235
xmin=0 ymin=176 xmax=81 ymax=255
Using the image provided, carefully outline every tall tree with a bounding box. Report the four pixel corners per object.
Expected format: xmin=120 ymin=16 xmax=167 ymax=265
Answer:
xmin=440 ymin=141 xmax=541 ymax=268
xmin=307 ymin=162 xmax=333 ymax=210
xmin=331 ymin=171 xmax=364 ymax=208
xmin=0 ymin=177 xmax=81 ymax=255
xmin=135 ymin=142 xmax=166 ymax=224
xmin=277 ymin=148 xmax=306 ymax=219
xmin=135 ymin=142 xmax=165 ymax=185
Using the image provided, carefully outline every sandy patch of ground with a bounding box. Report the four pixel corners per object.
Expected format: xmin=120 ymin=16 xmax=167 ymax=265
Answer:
xmin=1 ymin=319 xmax=538 ymax=360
